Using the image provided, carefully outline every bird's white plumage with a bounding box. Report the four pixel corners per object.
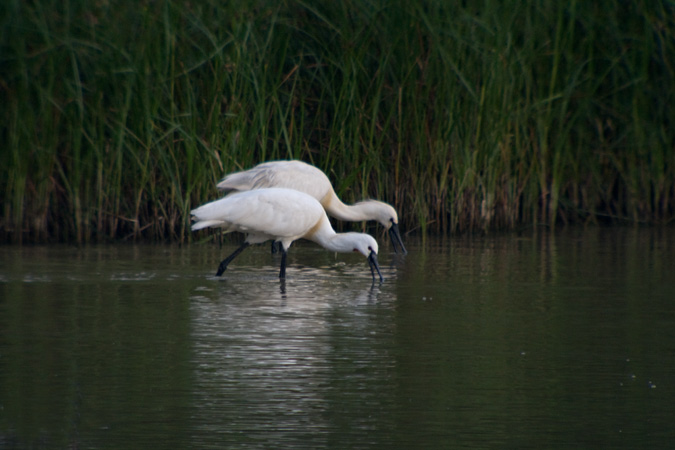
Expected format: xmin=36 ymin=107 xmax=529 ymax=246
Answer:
xmin=218 ymin=160 xmax=332 ymax=202
xmin=216 ymin=160 xmax=399 ymax=229
xmin=191 ymin=188 xmax=319 ymax=244
xmin=191 ymin=188 xmax=379 ymax=257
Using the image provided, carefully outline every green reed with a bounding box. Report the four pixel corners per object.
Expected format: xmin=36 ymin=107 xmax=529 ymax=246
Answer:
xmin=1 ymin=0 xmax=673 ymax=243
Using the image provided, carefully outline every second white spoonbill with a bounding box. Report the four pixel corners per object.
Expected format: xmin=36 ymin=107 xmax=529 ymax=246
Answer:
xmin=191 ymin=188 xmax=383 ymax=281
xmin=217 ymin=160 xmax=407 ymax=254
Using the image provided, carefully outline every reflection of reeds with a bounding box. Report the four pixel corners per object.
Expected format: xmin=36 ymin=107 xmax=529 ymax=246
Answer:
xmin=2 ymin=1 xmax=673 ymax=243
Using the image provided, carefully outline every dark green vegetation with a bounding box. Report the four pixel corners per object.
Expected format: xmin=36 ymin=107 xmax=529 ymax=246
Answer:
xmin=2 ymin=0 xmax=674 ymax=243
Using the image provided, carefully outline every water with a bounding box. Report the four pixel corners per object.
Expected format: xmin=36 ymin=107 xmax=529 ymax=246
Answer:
xmin=1 ymin=228 xmax=674 ymax=449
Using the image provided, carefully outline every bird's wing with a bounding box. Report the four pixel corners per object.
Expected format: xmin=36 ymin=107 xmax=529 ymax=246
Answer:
xmin=192 ymin=189 xmax=322 ymax=238
xmin=237 ymin=189 xmax=322 ymax=238
xmin=216 ymin=161 xmax=332 ymax=201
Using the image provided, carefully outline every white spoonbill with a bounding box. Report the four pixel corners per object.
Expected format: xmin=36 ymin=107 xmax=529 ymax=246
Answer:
xmin=191 ymin=188 xmax=384 ymax=281
xmin=216 ymin=160 xmax=407 ymax=254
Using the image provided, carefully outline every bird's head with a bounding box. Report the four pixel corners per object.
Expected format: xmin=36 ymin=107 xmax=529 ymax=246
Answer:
xmin=351 ymin=234 xmax=383 ymax=282
xmin=354 ymin=201 xmax=407 ymax=255
xmin=351 ymin=233 xmax=379 ymax=258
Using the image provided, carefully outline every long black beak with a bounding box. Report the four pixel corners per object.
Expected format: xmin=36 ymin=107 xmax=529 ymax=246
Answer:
xmin=388 ymin=222 xmax=407 ymax=255
xmin=368 ymin=250 xmax=384 ymax=282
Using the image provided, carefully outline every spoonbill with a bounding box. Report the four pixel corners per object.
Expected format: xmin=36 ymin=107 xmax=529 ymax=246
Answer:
xmin=216 ymin=160 xmax=407 ymax=254
xmin=191 ymin=188 xmax=384 ymax=281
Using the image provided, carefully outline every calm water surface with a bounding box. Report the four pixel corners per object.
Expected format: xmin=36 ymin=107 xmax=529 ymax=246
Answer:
xmin=1 ymin=228 xmax=674 ymax=449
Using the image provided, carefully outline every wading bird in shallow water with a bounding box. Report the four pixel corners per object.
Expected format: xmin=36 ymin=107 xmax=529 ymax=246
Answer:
xmin=216 ymin=160 xmax=407 ymax=254
xmin=191 ymin=188 xmax=384 ymax=282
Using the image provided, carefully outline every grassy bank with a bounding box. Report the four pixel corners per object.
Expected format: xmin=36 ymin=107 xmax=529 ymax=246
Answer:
xmin=2 ymin=0 xmax=674 ymax=243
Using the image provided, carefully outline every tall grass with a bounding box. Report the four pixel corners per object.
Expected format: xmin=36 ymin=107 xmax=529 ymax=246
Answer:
xmin=1 ymin=0 xmax=674 ymax=243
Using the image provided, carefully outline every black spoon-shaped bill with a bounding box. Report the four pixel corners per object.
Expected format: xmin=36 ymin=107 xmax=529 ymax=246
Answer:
xmin=368 ymin=250 xmax=384 ymax=282
xmin=388 ymin=222 xmax=407 ymax=255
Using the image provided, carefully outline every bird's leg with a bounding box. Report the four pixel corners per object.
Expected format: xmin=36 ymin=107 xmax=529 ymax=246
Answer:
xmin=279 ymin=278 xmax=287 ymax=299
xmin=270 ymin=241 xmax=282 ymax=254
xmin=216 ymin=242 xmax=250 ymax=276
xmin=279 ymin=247 xmax=288 ymax=279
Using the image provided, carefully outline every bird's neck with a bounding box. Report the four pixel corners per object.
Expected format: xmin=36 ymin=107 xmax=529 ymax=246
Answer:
xmin=305 ymin=215 xmax=355 ymax=253
xmin=322 ymin=191 xmax=378 ymax=222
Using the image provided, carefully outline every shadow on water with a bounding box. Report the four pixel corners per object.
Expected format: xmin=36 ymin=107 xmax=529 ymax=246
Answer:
xmin=2 ymin=229 xmax=675 ymax=448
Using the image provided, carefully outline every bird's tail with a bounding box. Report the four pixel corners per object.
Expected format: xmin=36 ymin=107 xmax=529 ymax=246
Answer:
xmin=191 ymin=219 xmax=226 ymax=231
xmin=216 ymin=171 xmax=255 ymax=191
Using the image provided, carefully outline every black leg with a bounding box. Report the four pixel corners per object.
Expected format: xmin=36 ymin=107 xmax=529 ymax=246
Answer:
xmin=271 ymin=241 xmax=278 ymax=254
xmin=216 ymin=242 xmax=250 ymax=276
xmin=279 ymin=278 xmax=287 ymax=298
xmin=279 ymin=247 xmax=288 ymax=278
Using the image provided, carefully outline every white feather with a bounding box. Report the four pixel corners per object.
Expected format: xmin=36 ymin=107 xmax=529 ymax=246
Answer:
xmin=191 ymin=188 xmax=382 ymax=279
xmin=216 ymin=160 xmax=400 ymax=229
